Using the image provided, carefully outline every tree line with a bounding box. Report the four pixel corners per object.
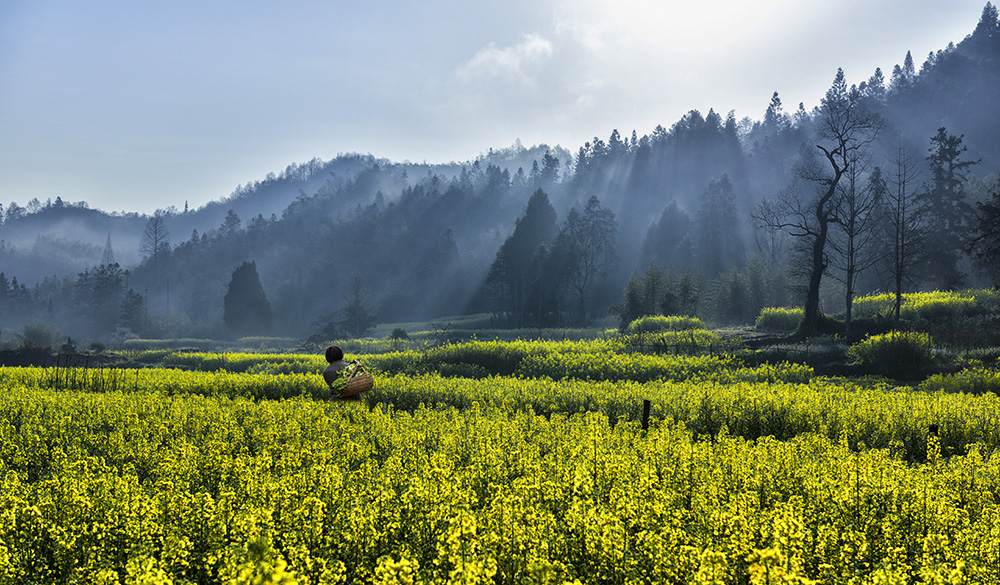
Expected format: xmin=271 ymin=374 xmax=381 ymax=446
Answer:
xmin=1 ymin=4 xmax=999 ymax=345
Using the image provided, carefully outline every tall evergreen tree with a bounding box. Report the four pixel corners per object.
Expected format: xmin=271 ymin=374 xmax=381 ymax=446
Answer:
xmin=556 ymin=195 xmax=618 ymax=324
xmin=695 ymin=175 xmax=744 ymax=276
xmin=483 ymin=189 xmax=557 ymax=327
xmin=223 ymin=261 xmax=273 ymax=336
xmin=969 ymin=185 xmax=1000 ymax=285
xmin=101 ymin=233 xmax=115 ymax=266
xmin=638 ymin=200 xmax=692 ymax=271
xmin=918 ymin=127 xmax=980 ymax=288
xmin=762 ymin=91 xmax=788 ymax=134
xmin=974 ymin=2 xmax=1000 ymax=38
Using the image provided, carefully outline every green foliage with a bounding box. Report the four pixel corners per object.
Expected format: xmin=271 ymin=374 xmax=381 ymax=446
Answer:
xmin=756 ymin=307 xmax=803 ymax=331
xmin=847 ymin=330 xmax=935 ymax=368
xmin=515 ymin=351 xmax=811 ymax=384
xmin=615 ymin=258 xmax=788 ymax=330
xmin=610 ymin=265 xmax=703 ymax=330
xmin=710 ymin=268 xmax=755 ymax=324
xmin=14 ymin=315 xmax=1000 ymax=582
xmin=389 ymin=327 xmax=409 ymax=340
xmin=852 ymin=290 xmax=981 ymax=322
xmin=921 ymin=364 xmax=1000 ymax=394
xmin=625 ymin=314 xmax=705 ymax=334
xmin=611 ymin=264 xmax=673 ymax=330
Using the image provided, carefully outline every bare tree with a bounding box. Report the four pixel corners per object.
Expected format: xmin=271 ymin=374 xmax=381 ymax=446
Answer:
xmin=753 ymin=69 xmax=881 ymax=337
xmin=884 ymin=137 xmax=928 ymax=323
xmin=752 ymin=209 xmax=790 ymax=268
xmin=140 ymin=210 xmax=170 ymax=283
xmin=828 ymin=156 xmax=886 ymax=334
xmin=339 ymin=275 xmax=377 ymax=338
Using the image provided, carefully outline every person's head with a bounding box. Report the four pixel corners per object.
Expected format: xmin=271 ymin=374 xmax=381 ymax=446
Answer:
xmin=325 ymin=345 xmax=344 ymax=363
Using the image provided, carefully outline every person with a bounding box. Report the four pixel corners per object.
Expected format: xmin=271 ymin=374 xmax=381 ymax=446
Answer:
xmin=323 ymin=345 xmax=360 ymax=401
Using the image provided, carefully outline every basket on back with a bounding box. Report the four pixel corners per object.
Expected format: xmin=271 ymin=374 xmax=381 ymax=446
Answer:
xmin=339 ymin=362 xmax=374 ymax=397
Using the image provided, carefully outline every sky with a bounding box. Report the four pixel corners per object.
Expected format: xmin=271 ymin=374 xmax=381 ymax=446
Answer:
xmin=0 ymin=0 xmax=990 ymax=214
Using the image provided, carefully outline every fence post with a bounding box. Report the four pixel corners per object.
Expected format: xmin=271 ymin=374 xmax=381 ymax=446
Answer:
xmin=641 ymin=399 xmax=651 ymax=431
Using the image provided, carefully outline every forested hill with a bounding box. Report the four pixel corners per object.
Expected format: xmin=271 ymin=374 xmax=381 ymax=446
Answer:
xmin=1 ymin=4 xmax=999 ymax=343
xmin=878 ymin=6 xmax=1000 ymax=170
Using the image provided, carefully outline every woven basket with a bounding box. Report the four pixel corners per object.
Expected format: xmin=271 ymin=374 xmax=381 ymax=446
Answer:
xmin=339 ymin=363 xmax=374 ymax=397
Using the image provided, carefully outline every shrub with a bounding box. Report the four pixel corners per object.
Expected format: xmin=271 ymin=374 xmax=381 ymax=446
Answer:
xmin=755 ymin=307 xmax=803 ymax=332
xmin=921 ymin=366 xmax=1000 ymax=394
xmin=625 ymin=315 xmax=705 ymax=334
xmin=20 ymin=322 xmax=63 ymax=349
xmin=390 ymin=327 xmax=410 ymax=340
xmin=847 ymin=331 xmax=935 ymax=368
xmin=853 ymin=290 xmax=982 ymax=322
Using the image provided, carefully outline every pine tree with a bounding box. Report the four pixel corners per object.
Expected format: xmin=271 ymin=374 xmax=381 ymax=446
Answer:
xmin=140 ymin=211 xmax=170 ymax=282
xmin=918 ymin=127 xmax=980 ymax=288
xmin=483 ymin=189 xmax=557 ymax=327
xmin=223 ymin=261 xmax=273 ymax=335
xmin=762 ymin=91 xmax=788 ymax=133
xmin=338 ymin=275 xmax=377 ymax=338
xmin=695 ymin=175 xmax=744 ymax=276
xmin=101 ymin=233 xmax=115 ymax=266
xmin=557 ymin=195 xmax=618 ymax=325
xmin=969 ymin=185 xmax=1000 ymax=285
xmin=974 ymin=2 xmax=1000 ymax=38
xmin=638 ymin=201 xmax=692 ymax=271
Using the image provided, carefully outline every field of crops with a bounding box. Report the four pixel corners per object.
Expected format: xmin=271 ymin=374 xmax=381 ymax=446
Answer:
xmin=2 ymin=335 xmax=1000 ymax=584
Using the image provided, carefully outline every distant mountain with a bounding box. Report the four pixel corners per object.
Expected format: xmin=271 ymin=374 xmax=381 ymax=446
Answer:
xmin=0 ymin=144 xmax=570 ymax=287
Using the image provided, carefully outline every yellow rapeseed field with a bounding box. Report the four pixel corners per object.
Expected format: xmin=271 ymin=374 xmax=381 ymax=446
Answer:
xmin=1 ymin=336 xmax=999 ymax=583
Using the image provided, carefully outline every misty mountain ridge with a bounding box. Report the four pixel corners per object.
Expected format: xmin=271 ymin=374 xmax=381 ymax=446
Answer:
xmin=0 ymin=143 xmax=573 ymax=283
xmin=2 ymin=4 xmax=999 ymax=342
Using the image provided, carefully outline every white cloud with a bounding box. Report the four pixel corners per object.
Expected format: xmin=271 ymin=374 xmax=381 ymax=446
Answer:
xmin=455 ymin=34 xmax=555 ymax=88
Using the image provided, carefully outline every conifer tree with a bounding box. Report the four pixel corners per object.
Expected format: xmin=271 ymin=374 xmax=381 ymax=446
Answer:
xmin=918 ymin=127 xmax=979 ymax=288
xmin=969 ymin=185 xmax=1000 ymax=285
xmin=223 ymin=261 xmax=273 ymax=335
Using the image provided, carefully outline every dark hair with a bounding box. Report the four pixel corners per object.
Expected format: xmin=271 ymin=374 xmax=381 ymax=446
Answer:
xmin=325 ymin=345 xmax=344 ymax=363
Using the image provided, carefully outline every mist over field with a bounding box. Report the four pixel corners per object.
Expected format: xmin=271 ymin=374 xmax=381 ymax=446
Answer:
xmin=2 ymin=5 xmax=1000 ymax=346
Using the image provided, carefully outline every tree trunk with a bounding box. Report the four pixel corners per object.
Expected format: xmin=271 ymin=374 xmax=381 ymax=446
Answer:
xmin=894 ymin=269 xmax=903 ymax=325
xmin=844 ymin=224 xmax=855 ymax=336
xmin=844 ymin=274 xmax=853 ymax=336
xmin=802 ymin=224 xmax=827 ymax=337
xmin=801 ymin=192 xmax=838 ymax=337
